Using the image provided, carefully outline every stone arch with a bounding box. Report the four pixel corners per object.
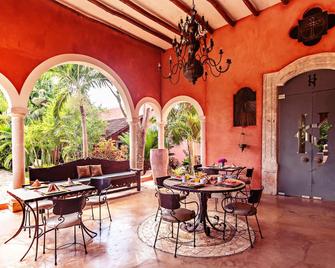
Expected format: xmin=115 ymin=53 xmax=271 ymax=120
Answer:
xmin=262 ymin=52 xmax=335 ymax=195
xmin=20 ymin=54 xmax=135 ymax=119
xmin=135 ymin=97 xmax=162 ymax=122
xmin=162 ymin=95 xmax=206 ymax=165
xmin=0 ymin=73 xmax=20 ymax=108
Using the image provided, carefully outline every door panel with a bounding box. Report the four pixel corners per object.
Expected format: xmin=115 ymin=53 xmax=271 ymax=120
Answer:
xmin=278 ymin=92 xmax=312 ymax=197
xmin=312 ymin=90 xmax=335 ymax=200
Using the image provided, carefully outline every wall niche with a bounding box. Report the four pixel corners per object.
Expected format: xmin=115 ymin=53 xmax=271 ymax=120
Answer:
xmin=233 ymin=87 xmax=256 ymax=127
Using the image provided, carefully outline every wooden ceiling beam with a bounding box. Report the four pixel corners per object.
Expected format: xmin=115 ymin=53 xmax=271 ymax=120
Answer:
xmin=119 ymin=0 xmax=180 ymax=35
xmin=242 ymin=0 xmax=260 ymax=16
xmin=88 ymin=0 xmax=172 ymax=44
xmin=169 ymin=0 xmax=214 ymax=34
xmin=206 ymin=0 xmax=236 ymax=27
xmin=281 ymin=0 xmax=289 ymax=5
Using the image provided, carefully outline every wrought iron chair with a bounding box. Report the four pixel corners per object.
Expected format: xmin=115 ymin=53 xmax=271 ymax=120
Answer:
xmin=153 ymin=190 xmax=198 ymax=257
xmin=42 ymin=196 xmax=87 ymax=265
xmin=86 ymin=178 xmax=112 ymax=232
xmin=24 ymin=200 xmax=53 ymax=238
xmin=222 ymin=186 xmax=264 ymax=248
xmin=238 ymin=168 xmax=254 ymax=192
xmin=154 ymin=176 xmax=188 ymax=221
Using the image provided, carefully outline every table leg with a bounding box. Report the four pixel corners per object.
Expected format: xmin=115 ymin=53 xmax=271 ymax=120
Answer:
xmin=4 ymin=197 xmax=25 ymax=244
xmin=20 ymin=202 xmax=39 ymax=262
xmin=200 ymin=193 xmax=211 ymax=236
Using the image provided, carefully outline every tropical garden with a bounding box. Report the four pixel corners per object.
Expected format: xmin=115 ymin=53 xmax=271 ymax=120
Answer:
xmin=0 ymin=64 xmax=200 ymax=176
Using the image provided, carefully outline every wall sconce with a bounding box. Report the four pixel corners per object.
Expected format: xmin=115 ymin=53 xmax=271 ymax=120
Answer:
xmin=239 ymin=131 xmax=248 ymax=152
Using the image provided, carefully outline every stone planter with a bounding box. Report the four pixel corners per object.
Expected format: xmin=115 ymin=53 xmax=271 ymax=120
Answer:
xmin=150 ymin=148 xmax=168 ymax=181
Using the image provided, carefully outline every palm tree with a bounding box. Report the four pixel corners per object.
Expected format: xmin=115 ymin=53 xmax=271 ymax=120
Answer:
xmin=51 ymin=64 xmax=104 ymax=158
xmin=165 ymin=103 xmax=200 ymax=173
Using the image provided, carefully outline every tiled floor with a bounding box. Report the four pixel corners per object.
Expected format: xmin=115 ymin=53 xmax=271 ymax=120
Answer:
xmin=0 ymin=181 xmax=335 ymax=268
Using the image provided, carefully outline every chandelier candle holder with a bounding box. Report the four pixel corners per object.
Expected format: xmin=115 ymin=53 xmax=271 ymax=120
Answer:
xmin=158 ymin=0 xmax=232 ymax=85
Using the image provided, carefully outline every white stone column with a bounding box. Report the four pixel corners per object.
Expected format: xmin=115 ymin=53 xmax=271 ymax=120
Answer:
xmin=200 ymin=116 xmax=206 ymax=166
xmin=158 ymin=121 xmax=166 ymax=149
xmin=128 ymin=117 xmax=139 ymax=169
xmin=11 ymin=107 xmax=27 ymax=189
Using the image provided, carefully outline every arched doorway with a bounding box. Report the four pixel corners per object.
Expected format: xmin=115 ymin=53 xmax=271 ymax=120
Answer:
xmin=262 ymin=52 xmax=335 ymax=195
xmin=162 ymin=96 xmax=206 ymax=166
xmin=6 ymin=54 xmax=137 ymax=188
xmin=135 ymin=97 xmax=161 ymax=172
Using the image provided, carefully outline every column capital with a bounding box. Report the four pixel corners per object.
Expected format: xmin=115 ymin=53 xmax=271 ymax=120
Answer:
xmin=11 ymin=107 xmax=28 ymax=117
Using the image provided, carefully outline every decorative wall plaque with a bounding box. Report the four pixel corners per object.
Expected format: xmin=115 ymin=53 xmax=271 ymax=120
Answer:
xmin=290 ymin=7 xmax=335 ymax=46
xmin=233 ymin=87 xmax=256 ymax=127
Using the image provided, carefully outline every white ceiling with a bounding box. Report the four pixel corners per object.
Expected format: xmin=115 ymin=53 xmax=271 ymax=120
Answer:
xmin=55 ymin=0 xmax=281 ymax=49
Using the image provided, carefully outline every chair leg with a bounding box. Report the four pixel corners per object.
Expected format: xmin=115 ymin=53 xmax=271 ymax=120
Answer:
xmin=80 ymin=224 xmax=88 ymax=254
xmin=28 ymin=210 xmax=31 ymax=238
xmin=223 ymin=210 xmax=227 ymax=240
xmin=153 ymin=217 xmax=162 ymax=248
xmin=255 ymin=214 xmax=263 ymax=239
xmin=91 ymin=205 xmax=94 ymax=220
xmin=193 ymin=217 xmax=196 ymax=247
xmin=245 ymin=216 xmax=253 ymax=248
xmin=174 ymin=222 xmax=180 ymax=258
xmin=54 ymin=229 xmax=57 ymax=266
xmin=99 ymin=202 xmax=102 ymax=233
xmin=106 ymin=201 xmax=112 ymax=222
xmin=43 ymin=224 xmax=46 ymax=254
xmin=171 ymin=223 xmax=174 ymax=238
xmin=154 ymin=206 xmax=160 ymax=221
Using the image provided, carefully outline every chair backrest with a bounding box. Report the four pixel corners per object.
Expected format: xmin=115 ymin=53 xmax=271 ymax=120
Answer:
xmin=158 ymin=191 xmax=181 ymax=210
xmin=248 ymin=186 xmax=264 ymax=205
xmin=53 ymin=196 xmax=86 ymax=215
xmin=155 ymin=176 xmax=170 ymax=188
xmin=246 ymin=168 xmax=254 ymax=178
xmin=90 ymin=178 xmax=111 ymax=193
xmin=193 ymin=164 xmax=202 ymax=172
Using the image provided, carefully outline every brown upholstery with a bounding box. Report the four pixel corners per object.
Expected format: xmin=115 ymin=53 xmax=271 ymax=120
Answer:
xmin=239 ymin=177 xmax=251 ymax=184
xmin=86 ymin=195 xmax=106 ymax=205
xmin=90 ymin=165 xmax=103 ymax=177
xmin=77 ymin=165 xmax=91 ymax=178
xmin=224 ymin=202 xmax=257 ymax=216
xmin=46 ymin=213 xmax=80 ymax=229
xmin=162 ymin=208 xmax=196 ymax=222
xmin=28 ymin=200 xmax=53 ymax=210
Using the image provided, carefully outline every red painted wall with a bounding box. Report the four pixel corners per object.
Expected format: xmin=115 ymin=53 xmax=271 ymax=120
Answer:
xmin=161 ymin=0 xmax=335 ymax=187
xmin=0 ymin=0 xmax=161 ymax=107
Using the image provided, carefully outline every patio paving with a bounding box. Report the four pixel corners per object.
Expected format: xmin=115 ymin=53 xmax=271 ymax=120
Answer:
xmin=0 ymin=181 xmax=334 ymax=267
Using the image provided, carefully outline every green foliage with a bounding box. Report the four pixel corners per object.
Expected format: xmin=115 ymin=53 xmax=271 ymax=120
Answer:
xmin=90 ymin=139 xmax=128 ymax=160
xmin=144 ymin=127 xmax=158 ymax=160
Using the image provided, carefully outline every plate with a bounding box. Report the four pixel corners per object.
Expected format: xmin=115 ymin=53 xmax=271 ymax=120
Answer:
xmin=41 ymin=190 xmax=69 ymax=196
xmin=25 ymin=184 xmax=48 ymax=190
xmin=178 ymin=182 xmax=205 ymax=189
xmin=59 ymin=182 xmax=82 ymax=187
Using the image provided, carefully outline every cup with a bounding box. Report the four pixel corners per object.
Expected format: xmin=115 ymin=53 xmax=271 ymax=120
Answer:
xmin=200 ymin=178 xmax=206 ymax=184
xmin=181 ymin=176 xmax=186 ymax=183
xmin=217 ymin=176 xmax=223 ymax=183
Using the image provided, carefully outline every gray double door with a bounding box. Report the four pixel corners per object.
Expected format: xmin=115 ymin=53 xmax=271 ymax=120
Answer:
xmin=278 ymin=69 xmax=335 ymax=201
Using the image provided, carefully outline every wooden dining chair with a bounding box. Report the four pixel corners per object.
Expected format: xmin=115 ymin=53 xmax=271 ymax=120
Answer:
xmin=153 ymin=190 xmax=197 ymax=257
xmin=86 ymin=178 xmax=112 ymax=232
xmin=222 ymin=186 xmax=264 ymax=248
xmin=42 ymin=196 xmax=87 ymax=265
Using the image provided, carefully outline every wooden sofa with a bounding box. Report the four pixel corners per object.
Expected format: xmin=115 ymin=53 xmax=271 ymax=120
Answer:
xmin=29 ymin=158 xmax=141 ymax=193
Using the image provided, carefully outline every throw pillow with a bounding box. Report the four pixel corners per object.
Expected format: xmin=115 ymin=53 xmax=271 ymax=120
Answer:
xmin=90 ymin=164 xmax=103 ymax=177
xmin=77 ymin=165 xmax=91 ymax=178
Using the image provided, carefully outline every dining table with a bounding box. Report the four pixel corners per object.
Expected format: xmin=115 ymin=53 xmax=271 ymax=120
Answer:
xmin=199 ymin=165 xmax=246 ymax=176
xmin=5 ymin=183 xmax=96 ymax=262
xmin=163 ymin=178 xmax=245 ymax=237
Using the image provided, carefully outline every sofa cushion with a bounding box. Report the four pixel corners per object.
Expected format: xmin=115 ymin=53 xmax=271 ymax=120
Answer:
xmin=77 ymin=165 xmax=91 ymax=178
xmin=90 ymin=164 xmax=103 ymax=177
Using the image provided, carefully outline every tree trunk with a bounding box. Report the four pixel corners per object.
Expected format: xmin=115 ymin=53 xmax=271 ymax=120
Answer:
xmin=80 ymin=105 xmax=89 ymax=158
xmin=136 ymin=106 xmax=151 ymax=171
xmin=187 ymin=139 xmax=195 ymax=174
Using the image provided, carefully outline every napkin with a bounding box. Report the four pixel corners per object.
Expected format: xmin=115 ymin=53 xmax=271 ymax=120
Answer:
xmin=31 ymin=179 xmax=41 ymax=187
xmin=67 ymin=177 xmax=75 ymax=185
xmin=47 ymin=183 xmax=60 ymax=192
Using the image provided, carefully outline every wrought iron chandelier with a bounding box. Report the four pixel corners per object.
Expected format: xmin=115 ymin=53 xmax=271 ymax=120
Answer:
xmin=158 ymin=0 xmax=232 ymax=85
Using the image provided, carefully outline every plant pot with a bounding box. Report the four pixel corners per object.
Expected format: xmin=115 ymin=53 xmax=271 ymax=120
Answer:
xmin=150 ymin=149 xmax=168 ymax=180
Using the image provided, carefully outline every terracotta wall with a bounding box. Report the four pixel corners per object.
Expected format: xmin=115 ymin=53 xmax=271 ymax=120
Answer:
xmin=161 ymin=0 xmax=335 ymax=186
xmin=0 ymin=0 xmax=161 ymax=107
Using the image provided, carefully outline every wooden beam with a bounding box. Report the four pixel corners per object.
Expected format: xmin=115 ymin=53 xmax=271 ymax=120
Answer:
xmin=206 ymin=0 xmax=235 ymax=27
xmin=52 ymin=0 xmax=164 ymax=51
xmin=119 ymin=0 xmax=180 ymax=35
xmin=169 ymin=0 xmax=214 ymax=34
xmin=88 ymin=0 xmax=172 ymax=44
xmin=242 ymin=0 xmax=259 ymax=16
xmin=281 ymin=0 xmax=289 ymax=5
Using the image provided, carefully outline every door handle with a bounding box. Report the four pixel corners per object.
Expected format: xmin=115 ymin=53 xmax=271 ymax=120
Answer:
xmin=301 ymin=156 xmax=309 ymax=163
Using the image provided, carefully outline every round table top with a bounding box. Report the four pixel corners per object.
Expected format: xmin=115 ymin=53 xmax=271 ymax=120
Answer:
xmin=163 ymin=178 xmax=245 ymax=194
